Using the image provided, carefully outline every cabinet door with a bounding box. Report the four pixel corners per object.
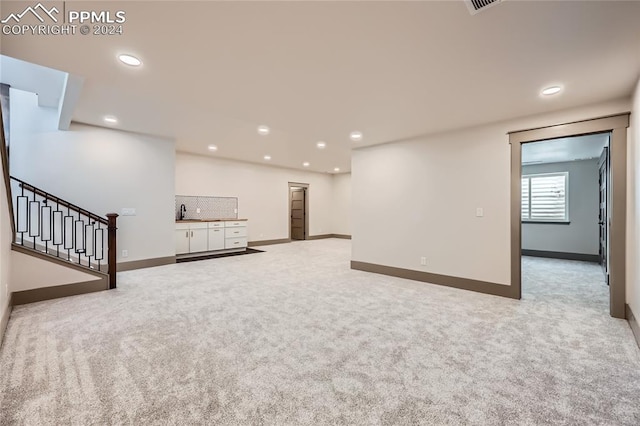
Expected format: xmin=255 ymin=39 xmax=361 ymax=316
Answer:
xmin=208 ymin=228 xmax=225 ymax=251
xmin=175 ymin=229 xmax=190 ymax=254
xmin=189 ymin=228 xmax=208 ymax=253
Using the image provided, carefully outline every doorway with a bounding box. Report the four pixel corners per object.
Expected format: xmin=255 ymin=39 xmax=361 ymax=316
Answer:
xmin=519 ymin=133 xmax=611 ymax=309
xmin=509 ymin=113 xmax=629 ymax=318
xmin=289 ymin=183 xmax=309 ymax=241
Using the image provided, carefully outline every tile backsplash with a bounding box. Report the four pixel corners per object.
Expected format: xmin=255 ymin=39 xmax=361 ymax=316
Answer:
xmin=175 ymin=195 xmax=238 ymax=220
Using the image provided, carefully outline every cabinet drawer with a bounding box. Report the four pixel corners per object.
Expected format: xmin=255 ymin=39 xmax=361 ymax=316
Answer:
xmin=225 ymin=221 xmax=246 ymax=228
xmin=225 ymin=237 xmax=247 ymax=249
xmin=208 ymin=222 xmax=225 ymax=229
xmin=225 ymin=227 xmax=247 ymax=238
xmin=176 ymin=223 xmax=190 ymax=230
xmin=189 ymin=222 xmax=208 ymax=230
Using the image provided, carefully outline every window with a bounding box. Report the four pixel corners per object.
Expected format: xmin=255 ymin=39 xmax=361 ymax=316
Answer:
xmin=521 ymin=172 xmax=568 ymax=222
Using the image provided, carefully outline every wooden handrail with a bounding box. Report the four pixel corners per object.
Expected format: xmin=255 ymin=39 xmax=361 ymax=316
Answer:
xmin=11 ymin=176 xmax=108 ymax=225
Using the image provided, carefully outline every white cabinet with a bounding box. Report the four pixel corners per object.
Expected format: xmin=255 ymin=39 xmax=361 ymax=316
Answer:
xmin=175 ymin=223 xmax=190 ymax=255
xmin=176 ymin=220 xmax=248 ymax=255
xmin=224 ymin=220 xmax=248 ymax=250
xmin=208 ymin=225 xmax=225 ymax=251
xmin=175 ymin=222 xmax=208 ymax=254
xmin=189 ymin=223 xmax=208 ymax=253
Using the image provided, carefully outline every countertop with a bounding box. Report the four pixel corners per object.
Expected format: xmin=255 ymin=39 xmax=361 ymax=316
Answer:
xmin=176 ymin=218 xmax=248 ymax=223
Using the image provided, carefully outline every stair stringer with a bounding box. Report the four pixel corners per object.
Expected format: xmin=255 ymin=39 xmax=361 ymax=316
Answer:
xmin=10 ymin=243 xmax=108 ymax=305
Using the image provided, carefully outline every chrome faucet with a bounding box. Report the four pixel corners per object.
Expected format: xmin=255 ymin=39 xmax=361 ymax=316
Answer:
xmin=179 ymin=204 xmax=186 ymax=220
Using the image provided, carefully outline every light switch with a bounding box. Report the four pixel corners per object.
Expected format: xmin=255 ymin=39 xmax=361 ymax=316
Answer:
xmin=476 ymin=208 xmax=484 ymax=217
xmin=121 ymin=208 xmax=136 ymax=216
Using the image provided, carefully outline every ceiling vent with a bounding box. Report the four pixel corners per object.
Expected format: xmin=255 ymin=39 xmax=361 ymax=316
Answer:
xmin=465 ymin=0 xmax=502 ymax=15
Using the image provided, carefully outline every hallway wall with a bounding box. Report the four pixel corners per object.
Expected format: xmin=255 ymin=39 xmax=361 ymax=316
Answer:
xmin=352 ymin=98 xmax=629 ymax=287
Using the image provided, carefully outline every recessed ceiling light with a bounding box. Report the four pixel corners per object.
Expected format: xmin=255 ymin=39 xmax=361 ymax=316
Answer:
xmin=103 ymin=116 xmax=118 ymax=124
xmin=264 ymin=155 xmax=271 ymax=161
xmin=208 ymin=145 xmax=218 ymax=151
xmin=303 ymin=162 xmax=310 ymax=167
xmin=257 ymin=125 xmax=270 ymax=135
xmin=316 ymin=141 xmax=327 ymax=149
xmin=118 ymin=54 xmax=142 ymax=67
xmin=349 ymin=131 xmax=363 ymax=141
xmin=541 ymin=85 xmax=562 ymax=96
xmin=334 ymin=167 xmax=340 ymax=172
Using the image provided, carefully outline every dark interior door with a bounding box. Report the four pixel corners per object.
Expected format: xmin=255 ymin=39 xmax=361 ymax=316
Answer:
xmin=290 ymin=188 xmax=305 ymax=240
xmin=598 ymin=146 xmax=608 ymax=283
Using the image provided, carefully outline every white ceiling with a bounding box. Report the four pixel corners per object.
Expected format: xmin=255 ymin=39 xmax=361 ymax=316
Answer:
xmin=522 ymin=133 xmax=609 ymax=165
xmin=0 ymin=55 xmax=65 ymax=108
xmin=0 ymin=55 xmax=85 ymax=130
xmin=1 ymin=0 xmax=639 ymax=173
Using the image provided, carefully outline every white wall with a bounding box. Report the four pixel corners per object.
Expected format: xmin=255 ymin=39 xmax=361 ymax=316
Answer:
xmin=522 ymin=159 xmax=600 ymax=255
xmin=9 ymin=89 xmax=175 ymax=264
xmin=176 ymin=153 xmax=334 ymax=241
xmin=10 ymin=251 xmax=100 ymax=292
xmin=628 ymin=77 xmax=640 ymax=317
xmin=352 ymin=98 xmax=630 ymax=286
xmin=0 ymin=34 xmax=12 ymax=339
xmin=0 ymin=130 xmax=11 ymax=341
xmin=332 ymin=173 xmax=351 ymax=236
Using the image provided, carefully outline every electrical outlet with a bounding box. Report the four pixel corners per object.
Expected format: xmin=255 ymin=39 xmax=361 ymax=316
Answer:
xmin=196 ymin=208 xmax=201 ymax=213
xmin=420 ymin=257 xmax=427 ymax=266
xmin=476 ymin=207 xmax=484 ymax=217
xmin=121 ymin=208 xmax=136 ymax=216
xmin=122 ymin=249 xmax=128 ymax=258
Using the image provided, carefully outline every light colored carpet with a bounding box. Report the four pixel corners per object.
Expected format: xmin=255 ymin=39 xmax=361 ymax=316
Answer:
xmin=1 ymin=239 xmax=639 ymax=425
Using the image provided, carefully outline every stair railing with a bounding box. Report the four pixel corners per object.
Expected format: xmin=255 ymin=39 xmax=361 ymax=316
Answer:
xmin=10 ymin=176 xmax=118 ymax=288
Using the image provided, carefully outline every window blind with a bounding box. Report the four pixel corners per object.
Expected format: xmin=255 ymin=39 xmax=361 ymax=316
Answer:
xmin=521 ymin=173 xmax=567 ymax=222
xmin=521 ymin=177 xmax=530 ymax=220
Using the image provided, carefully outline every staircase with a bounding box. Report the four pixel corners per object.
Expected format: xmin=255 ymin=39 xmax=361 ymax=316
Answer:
xmin=10 ymin=176 xmax=118 ymax=287
xmin=0 ymin=83 xmax=118 ymax=302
